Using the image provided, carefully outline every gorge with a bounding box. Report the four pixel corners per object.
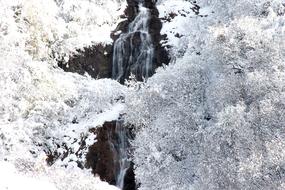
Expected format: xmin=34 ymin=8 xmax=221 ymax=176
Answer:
xmin=90 ymin=1 xmax=169 ymax=189
xmin=59 ymin=0 xmax=169 ymax=189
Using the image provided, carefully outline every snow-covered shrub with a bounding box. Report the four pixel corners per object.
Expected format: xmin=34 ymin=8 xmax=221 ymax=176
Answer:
xmin=0 ymin=46 xmax=128 ymax=189
xmin=126 ymin=0 xmax=285 ymax=189
xmin=0 ymin=48 xmax=127 ymax=188
xmin=0 ymin=0 xmax=127 ymax=189
xmin=0 ymin=0 xmax=126 ymax=62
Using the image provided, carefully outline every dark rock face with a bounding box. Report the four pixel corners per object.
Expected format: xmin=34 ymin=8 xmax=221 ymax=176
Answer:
xmin=85 ymin=122 xmax=118 ymax=185
xmin=58 ymin=44 xmax=113 ymax=79
xmin=85 ymin=121 xmax=136 ymax=190
xmin=123 ymin=162 xmax=136 ymax=190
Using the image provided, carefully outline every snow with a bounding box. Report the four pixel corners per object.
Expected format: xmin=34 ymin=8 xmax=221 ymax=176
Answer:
xmin=157 ymin=0 xmax=210 ymax=56
xmin=0 ymin=161 xmax=119 ymax=190
xmin=0 ymin=161 xmax=57 ymax=190
xmin=0 ymin=0 xmax=127 ymax=62
xmin=0 ymin=54 xmax=126 ymax=188
xmin=0 ymin=0 xmax=128 ymax=189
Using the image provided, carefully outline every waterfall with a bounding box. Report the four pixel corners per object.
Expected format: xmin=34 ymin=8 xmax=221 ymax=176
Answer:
xmin=115 ymin=121 xmax=130 ymax=189
xmin=112 ymin=5 xmax=154 ymax=82
xmin=111 ymin=2 xmax=156 ymax=189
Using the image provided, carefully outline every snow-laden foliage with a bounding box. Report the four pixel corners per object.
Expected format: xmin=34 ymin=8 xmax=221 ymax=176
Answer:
xmin=0 ymin=0 xmax=126 ymax=61
xmin=0 ymin=0 xmax=127 ymax=189
xmin=126 ymin=0 xmax=285 ymax=189
xmin=0 ymin=50 xmax=127 ymax=189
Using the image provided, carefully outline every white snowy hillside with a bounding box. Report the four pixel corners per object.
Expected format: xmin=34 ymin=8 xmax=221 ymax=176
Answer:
xmin=0 ymin=0 xmax=126 ymax=189
xmin=126 ymin=0 xmax=285 ymax=190
xmin=1 ymin=0 xmax=285 ymax=190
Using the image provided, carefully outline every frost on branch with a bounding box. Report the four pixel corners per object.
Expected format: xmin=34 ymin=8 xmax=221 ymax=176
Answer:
xmin=0 ymin=51 xmax=127 ymax=188
xmin=126 ymin=0 xmax=285 ymax=189
xmin=0 ymin=0 xmax=126 ymax=62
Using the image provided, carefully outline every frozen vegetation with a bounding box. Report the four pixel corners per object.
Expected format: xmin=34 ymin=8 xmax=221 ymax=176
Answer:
xmin=0 ymin=0 xmax=125 ymax=189
xmin=126 ymin=0 xmax=285 ymax=189
xmin=1 ymin=0 xmax=285 ymax=189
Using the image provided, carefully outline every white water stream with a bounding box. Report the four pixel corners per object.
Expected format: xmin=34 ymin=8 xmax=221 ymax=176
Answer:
xmin=112 ymin=3 xmax=154 ymax=189
xmin=112 ymin=5 xmax=154 ymax=82
xmin=115 ymin=122 xmax=130 ymax=189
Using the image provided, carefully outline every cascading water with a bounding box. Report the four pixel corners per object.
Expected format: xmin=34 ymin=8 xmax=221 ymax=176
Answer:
xmin=112 ymin=4 xmax=154 ymax=82
xmin=111 ymin=2 xmax=157 ymax=189
xmin=115 ymin=121 xmax=130 ymax=189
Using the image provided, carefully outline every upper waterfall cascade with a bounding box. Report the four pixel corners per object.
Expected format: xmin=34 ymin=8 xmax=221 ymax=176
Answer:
xmin=112 ymin=5 xmax=154 ymax=82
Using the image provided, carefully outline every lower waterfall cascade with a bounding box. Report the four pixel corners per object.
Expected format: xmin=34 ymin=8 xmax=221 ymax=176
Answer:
xmin=115 ymin=121 xmax=130 ymax=189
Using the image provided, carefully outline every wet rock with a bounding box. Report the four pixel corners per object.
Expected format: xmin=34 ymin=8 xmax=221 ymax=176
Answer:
xmin=85 ymin=122 xmax=136 ymax=190
xmin=58 ymin=44 xmax=113 ymax=79
xmin=123 ymin=162 xmax=136 ymax=190
xmin=85 ymin=122 xmax=118 ymax=185
xmin=111 ymin=21 xmax=129 ymax=41
xmin=125 ymin=0 xmax=139 ymax=21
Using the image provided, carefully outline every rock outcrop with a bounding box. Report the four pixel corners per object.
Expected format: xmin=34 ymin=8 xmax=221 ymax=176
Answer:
xmin=58 ymin=44 xmax=113 ymax=79
xmin=85 ymin=122 xmax=118 ymax=185
xmin=85 ymin=121 xmax=136 ymax=190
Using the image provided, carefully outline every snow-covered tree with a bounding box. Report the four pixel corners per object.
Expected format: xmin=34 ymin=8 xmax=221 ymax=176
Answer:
xmin=125 ymin=0 xmax=285 ymax=189
xmin=0 ymin=0 xmax=127 ymax=189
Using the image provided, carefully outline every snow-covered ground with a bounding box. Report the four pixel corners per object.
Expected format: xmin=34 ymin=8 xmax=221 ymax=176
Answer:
xmin=0 ymin=161 xmax=119 ymax=190
xmin=0 ymin=0 xmax=127 ymax=189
